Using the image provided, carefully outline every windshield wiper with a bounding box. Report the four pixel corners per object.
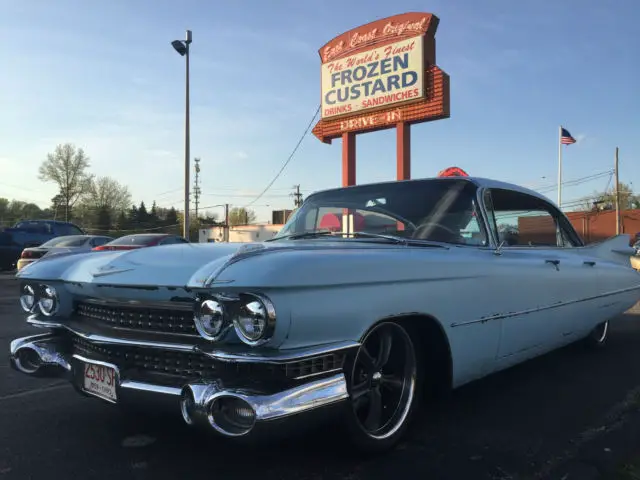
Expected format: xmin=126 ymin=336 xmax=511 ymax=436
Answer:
xmin=266 ymin=230 xmax=336 ymax=241
xmin=268 ymin=230 xmax=447 ymax=248
xmin=349 ymin=232 xmax=448 ymax=248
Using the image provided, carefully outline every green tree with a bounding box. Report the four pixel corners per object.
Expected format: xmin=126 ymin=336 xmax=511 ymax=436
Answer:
xmin=228 ymin=207 xmax=256 ymax=226
xmin=96 ymin=205 xmax=112 ymax=232
xmin=38 ymin=143 xmax=93 ymax=221
xmin=149 ymin=201 xmax=159 ymax=225
xmin=127 ymin=205 xmax=138 ymax=228
xmin=137 ymin=201 xmax=148 ymax=227
xmin=115 ymin=210 xmax=128 ymax=231
xmin=165 ymin=207 xmax=178 ymax=226
xmin=586 ymin=182 xmax=639 ymax=211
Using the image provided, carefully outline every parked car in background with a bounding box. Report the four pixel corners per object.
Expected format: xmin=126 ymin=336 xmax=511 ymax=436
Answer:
xmin=92 ymin=233 xmax=188 ymax=251
xmin=0 ymin=231 xmax=22 ymax=271
xmin=16 ymin=235 xmax=113 ymax=271
xmin=9 ymin=176 xmax=640 ymax=452
xmin=0 ymin=220 xmax=85 ymax=271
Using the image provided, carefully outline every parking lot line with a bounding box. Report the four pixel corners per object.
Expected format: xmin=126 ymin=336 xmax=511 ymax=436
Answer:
xmin=0 ymin=382 xmax=67 ymax=402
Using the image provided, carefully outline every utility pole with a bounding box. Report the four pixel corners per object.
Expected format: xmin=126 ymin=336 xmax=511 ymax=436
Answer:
xmin=193 ymin=157 xmax=201 ymax=219
xmin=557 ymin=125 xmax=563 ymax=209
xmin=224 ymin=203 xmax=229 ymax=242
xmin=615 ymin=146 xmax=621 ymax=235
xmin=171 ymin=29 xmax=193 ymax=239
xmin=291 ymin=184 xmax=303 ymax=208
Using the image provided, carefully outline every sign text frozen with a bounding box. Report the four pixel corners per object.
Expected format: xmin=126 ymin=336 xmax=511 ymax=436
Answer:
xmin=321 ymin=36 xmax=424 ymax=119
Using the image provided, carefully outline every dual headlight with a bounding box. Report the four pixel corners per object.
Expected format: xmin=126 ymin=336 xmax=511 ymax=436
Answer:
xmin=19 ymin=283 xmax=59 ymax=317
xmin=194 ymin=293 xmax=276 ymax=346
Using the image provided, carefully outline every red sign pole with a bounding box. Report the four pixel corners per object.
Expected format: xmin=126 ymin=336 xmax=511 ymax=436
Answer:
xmin=396 ymin=122 xmax=411 ymax=181
xmin=342 ymin=132 xmax=356 ymax=187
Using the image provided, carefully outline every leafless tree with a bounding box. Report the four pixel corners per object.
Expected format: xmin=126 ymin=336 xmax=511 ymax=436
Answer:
xmin=84 ymin=176 xmax=132 ymax=214
xmin=38 ymin=143 xmax=93 ymax=221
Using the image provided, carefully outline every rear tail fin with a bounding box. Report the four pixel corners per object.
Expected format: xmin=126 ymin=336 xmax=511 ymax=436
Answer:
xmin=583 ymin=234 xmax=636 ymax=266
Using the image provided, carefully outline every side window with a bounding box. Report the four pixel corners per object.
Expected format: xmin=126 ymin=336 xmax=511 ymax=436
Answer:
xmin=59 ymin=224 xmax=83 ymax=236
xmin=91 ymin=237 xmax=109 ymax=247
xmin=459 ymin=213 xmax=486 ymax=246
xmin=488 ymin=188 xmax=580 ymax=248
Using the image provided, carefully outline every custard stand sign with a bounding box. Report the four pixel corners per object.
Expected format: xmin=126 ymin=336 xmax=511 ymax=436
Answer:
xmin=321 ymin=36 xmax=424 ymax=119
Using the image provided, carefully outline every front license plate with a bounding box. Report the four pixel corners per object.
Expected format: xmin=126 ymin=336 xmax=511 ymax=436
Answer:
xmin=83 ymin=361 xmax=117 ymax=402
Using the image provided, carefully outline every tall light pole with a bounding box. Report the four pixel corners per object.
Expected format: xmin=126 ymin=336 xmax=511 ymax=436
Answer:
xmin=172 ymin=29 xmax=192 ymax=239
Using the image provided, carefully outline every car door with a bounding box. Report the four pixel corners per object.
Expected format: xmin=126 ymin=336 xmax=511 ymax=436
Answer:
xmin=485 ymin=188 xmax=598 ymax=366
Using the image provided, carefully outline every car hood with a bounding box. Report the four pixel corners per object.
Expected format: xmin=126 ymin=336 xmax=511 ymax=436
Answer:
xmin=16 ymin=239 xmax=467 ymax=290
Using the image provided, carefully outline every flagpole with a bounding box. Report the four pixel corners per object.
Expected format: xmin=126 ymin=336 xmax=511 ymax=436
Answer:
xmin=557 ymin=125 xmax=563 ymax=209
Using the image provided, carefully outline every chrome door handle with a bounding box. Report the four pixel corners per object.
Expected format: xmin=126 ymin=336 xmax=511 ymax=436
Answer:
xmin=545 ymin=259 xmax=560 ymax=270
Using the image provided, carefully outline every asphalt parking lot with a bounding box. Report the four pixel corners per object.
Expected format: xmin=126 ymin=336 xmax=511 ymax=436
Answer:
xmin=2 ymin=272 xmax=640 ymax=479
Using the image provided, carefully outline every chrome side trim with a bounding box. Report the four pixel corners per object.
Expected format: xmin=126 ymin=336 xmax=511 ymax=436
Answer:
xmin=195 ymin=340 xmax=360 ymax=364
xmin=451 ymin=283 xmax=640 ymax=328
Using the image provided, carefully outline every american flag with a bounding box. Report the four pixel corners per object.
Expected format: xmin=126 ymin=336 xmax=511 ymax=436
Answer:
xmin=561 ymin=127 xmax=576 ymax=145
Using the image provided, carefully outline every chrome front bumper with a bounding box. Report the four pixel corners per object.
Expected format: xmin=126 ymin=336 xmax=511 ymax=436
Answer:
xmin=9 ymin=333 xmax=350 ymax=439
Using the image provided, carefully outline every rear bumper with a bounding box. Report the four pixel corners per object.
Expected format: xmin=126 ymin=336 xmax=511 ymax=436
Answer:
xmin=9 ymin=332 xmax=351 ymax=440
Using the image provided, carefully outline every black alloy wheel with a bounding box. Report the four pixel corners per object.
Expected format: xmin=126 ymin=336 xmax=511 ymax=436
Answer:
xmin=344 ymin=321 xmax=422 ymax=452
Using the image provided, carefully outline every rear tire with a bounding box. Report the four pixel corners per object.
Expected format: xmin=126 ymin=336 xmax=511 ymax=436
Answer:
xmin=584 ymin=321 xmax=609 ymax=349
xmin=343 ymin=321 xmax=423 ymax=453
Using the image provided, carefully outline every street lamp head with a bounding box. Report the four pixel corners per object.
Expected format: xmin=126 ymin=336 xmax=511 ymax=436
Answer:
xmin=171 ymin=40 xmax=187 ymax=56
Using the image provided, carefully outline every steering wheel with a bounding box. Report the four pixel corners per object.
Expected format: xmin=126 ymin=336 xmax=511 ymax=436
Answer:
xmin=364 ymin=207 xmax=418 ymax=233
xmin=411 ymin=222 xmax=460 ymax=242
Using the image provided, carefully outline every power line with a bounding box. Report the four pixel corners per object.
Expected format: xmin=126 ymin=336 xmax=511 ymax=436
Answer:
xmin=243 ymin=104 xmax=320 ymax=208
xmin=534 ymin=170 xmax=613 ymax=194
xmin=201 ymin=193 xmax=292 ymax=198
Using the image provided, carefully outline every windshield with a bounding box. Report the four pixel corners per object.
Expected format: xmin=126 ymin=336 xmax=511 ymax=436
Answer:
xmin=107 ymin=234 xmax=165 ymax=246
xmin=272 ymin=178 xmax=488 ymax=246
xmin=40 ymin=236 xmax=88 ymax=248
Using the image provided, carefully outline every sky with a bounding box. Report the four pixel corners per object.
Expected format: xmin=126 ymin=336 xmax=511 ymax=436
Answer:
xmin=0 ymin=0 xmax=638 ymax=223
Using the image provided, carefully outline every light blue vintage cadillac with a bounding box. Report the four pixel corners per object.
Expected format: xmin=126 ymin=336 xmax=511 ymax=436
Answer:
xmin=10 ymin=176 xmax=640 ymax=452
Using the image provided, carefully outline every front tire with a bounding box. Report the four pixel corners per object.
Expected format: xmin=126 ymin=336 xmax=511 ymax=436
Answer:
xmin=584 ymin=320 xmax=609 ymax=349
xmin=343 ymin=321 xmax=423 ymax=453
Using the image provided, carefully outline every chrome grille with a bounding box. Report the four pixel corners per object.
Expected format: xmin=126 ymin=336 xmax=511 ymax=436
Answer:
xmin=72 ymin=337 xmax=346 ymax=382
xmin=283 ymin=354 xmax=346 ymax=379
xmin=73 ymin=337 xmax=224 ymax=378
xmin=75 ymin=301 xmax=197 ymax=336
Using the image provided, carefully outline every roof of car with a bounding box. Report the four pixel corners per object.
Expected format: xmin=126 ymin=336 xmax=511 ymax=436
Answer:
xmin=14 ymin=219 xmax=82 ymax=226
xmin=307 ymin=176 xmax=556 ymax=206
xmin=121 ymin=233 xmax=170 ymax=237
